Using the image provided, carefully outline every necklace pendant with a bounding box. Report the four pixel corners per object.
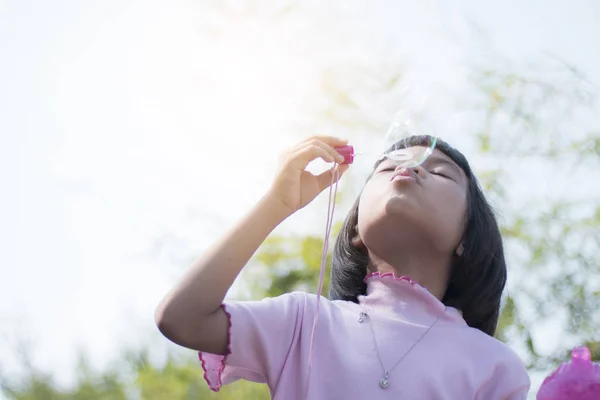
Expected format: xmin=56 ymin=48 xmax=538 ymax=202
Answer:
xmin=358 ymin=312 xmax=368 ymax=323
xmin=379 ymin=377 xmax=389 ymax=389
xmin=379 ymin=373 xmax=389 ymax=389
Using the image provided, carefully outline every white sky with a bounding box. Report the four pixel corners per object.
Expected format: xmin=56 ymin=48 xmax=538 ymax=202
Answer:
xmin=1 ymin=0 xmax=599 ymax=397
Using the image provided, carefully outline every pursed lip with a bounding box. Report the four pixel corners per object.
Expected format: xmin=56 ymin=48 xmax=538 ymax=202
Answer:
xmin=390 ymin=168 xmax=418 ymax=183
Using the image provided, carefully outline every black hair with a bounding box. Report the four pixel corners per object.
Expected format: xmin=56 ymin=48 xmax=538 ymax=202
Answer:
xmin=330 ymin=135 xmax=507 ymax=336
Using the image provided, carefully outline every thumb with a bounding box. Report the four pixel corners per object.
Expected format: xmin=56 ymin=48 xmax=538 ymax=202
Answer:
xmin=315 ymin=164 xmax=349 ymax=192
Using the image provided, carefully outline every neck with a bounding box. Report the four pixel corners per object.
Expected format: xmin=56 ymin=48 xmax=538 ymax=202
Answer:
xmin=367 ymin=251 xmax=451 ymax=301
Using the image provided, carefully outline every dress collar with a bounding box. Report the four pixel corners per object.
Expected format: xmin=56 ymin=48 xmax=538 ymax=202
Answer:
xmin=357 ymin=272 xmax=466 ymax=325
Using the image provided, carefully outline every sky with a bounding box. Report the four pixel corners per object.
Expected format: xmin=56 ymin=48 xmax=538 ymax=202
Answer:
xmin=1 ymin=0 xmax=599 ymax=397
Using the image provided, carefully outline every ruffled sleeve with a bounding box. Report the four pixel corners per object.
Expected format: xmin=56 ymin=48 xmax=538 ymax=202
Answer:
xmin=198 ymin=292 xmax=305 ymax=392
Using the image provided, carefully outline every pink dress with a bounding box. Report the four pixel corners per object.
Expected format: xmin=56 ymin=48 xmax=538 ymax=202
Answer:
xmin=199 ymin=273 xmax=531 ymax=399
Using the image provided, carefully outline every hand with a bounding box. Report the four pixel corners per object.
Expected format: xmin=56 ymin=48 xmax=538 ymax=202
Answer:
xmin=267 ymin=136 xmax=350 ymax=215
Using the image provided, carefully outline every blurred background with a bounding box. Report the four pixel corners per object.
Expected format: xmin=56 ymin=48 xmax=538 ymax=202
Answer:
xmin=1 ymin=0 xmax=599 ymax=399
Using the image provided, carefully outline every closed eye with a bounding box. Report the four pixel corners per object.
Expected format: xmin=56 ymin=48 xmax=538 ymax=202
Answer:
xmin=430 ymin=171 xmax=451 ymax=179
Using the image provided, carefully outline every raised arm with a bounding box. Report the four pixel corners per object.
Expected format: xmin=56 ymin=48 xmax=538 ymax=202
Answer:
xmin=154 ymin=136 xmax=348 ymax=354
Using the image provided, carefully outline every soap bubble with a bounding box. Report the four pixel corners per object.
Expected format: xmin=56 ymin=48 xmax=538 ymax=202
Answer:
xmin=382 ymin=109 xmax=437 ymax=168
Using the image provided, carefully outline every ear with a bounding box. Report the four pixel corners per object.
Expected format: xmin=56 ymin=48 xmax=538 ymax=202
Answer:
xmin=456 ymin=243 xmax=465 ymax=257
xmin=351 ymin=224 xmax=365 ymax=249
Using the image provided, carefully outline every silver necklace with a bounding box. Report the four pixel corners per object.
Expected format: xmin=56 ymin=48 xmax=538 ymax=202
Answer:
xmin=358 ymin=306 xmax=441 ymax=389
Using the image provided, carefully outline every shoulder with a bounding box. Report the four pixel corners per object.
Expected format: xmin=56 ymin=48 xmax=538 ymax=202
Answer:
xmin=284 ymin=293 xmax=361 ymax=322
xmin=303 ymin=293 xmax=359 ymax=311
xmin=456 ymin=328 xmax=530 ymax=396
xmin=459 ymin=327 xmax=527 ymax=368
xmin=225 ymin=292 xmax=352 ymax=315
xmin=223 ymin=292 xmax=359 ymax=330
xmin=223 ymin=291 xmax=308 ymax=320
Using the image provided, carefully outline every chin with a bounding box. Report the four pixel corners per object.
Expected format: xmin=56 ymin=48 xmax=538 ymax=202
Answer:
xmin=360 ymin=213 xmax=424 ymax=247
xmin=384 ymin=194 xmax=421 ymax=215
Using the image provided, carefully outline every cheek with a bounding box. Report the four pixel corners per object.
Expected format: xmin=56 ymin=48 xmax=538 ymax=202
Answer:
xmin=430 ymin=188 xmax=467 ymax=240
xmin=356 ymin=182 xmax=383 ymax=236
xmin=357 ymin=190 xmax=373 ymax=232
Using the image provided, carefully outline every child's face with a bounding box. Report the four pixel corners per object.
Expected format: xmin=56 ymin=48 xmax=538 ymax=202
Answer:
xmin=357 ymin=147 xmax=468 ymax=259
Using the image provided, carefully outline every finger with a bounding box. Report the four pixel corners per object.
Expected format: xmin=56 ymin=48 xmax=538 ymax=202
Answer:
xmin=287 ymin=144 xmax=336 ymax=169
xmin=315 ymin=163 xmax=350 ymax=192
xmin=292 ymin=139 xmax=346 ymax=164
xmin=305 ymin=135 xmax=348 ymax=147
xmin=292 ymin=135 xmax=348 ymax=151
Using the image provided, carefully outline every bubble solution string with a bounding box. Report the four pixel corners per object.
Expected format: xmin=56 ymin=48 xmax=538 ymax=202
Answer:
xmin=334 ymin=144 xmax=436 ymax=167
xmin=304 ymin=159 xmax=340 ymax=399
xmin=303 ymin=145 xmax=373 ymax=397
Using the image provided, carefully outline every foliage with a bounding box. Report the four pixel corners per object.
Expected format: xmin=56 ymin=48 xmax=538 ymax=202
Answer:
xmin=1 ymin=351 xmax=269 ymax=400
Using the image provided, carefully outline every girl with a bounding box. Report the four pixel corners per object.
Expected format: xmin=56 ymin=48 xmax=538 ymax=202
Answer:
xmin=155 ymin=135 xmax=531 ymax=399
